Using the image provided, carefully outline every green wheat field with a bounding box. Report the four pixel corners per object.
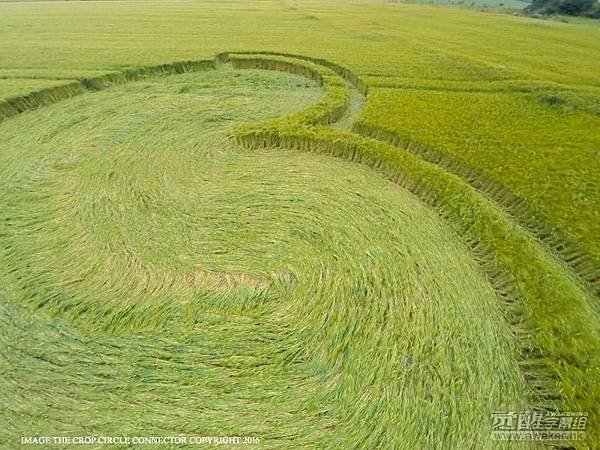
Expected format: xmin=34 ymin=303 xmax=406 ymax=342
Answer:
xmin=0 ymin=1 xmax=599 ymax=449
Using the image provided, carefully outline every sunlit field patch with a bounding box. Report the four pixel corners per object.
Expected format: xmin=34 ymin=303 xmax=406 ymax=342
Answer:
xmin=358 ymin=87 xmax=600 ymax=258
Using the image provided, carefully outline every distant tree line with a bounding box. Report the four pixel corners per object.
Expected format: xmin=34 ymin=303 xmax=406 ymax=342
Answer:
xmin=527 ymin=0 xmax=600 ymax=17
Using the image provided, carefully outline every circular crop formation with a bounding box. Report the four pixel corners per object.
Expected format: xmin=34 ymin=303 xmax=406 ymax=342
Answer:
xmin=1 ymin=53 xmax=599 ymax=448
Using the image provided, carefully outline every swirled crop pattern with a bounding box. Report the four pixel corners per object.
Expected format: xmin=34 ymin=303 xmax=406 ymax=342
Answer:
xmin=1 ymin=54 xmax=598 ymax=449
